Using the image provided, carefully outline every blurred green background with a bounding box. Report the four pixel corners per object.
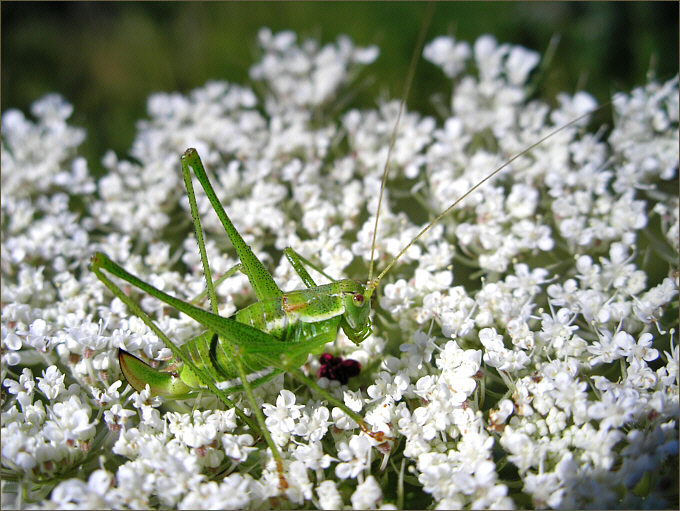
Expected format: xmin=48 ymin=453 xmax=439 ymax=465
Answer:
xmin=2 ymin=2 xmax=678 ymax=172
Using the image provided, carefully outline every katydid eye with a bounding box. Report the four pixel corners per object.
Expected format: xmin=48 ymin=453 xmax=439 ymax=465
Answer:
xmin=352 ymin=293 xmax=365 ymax=307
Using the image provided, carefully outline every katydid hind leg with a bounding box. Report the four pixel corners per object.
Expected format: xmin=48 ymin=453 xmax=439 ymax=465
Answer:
xmin=90 ymin=254 xmax=259 ymax=432
xmin=92 ymin=252 xmax=285 ymax=351
xmin=93 ymin=252 xmax=291 ymax=488
xmin=181 ymin=151 xmax=220 ymax=316
xmin=182 ymin=148 xmax=283 ymax=302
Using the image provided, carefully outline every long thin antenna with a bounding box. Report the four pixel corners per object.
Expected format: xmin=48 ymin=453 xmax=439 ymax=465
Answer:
xmin=367 ymin=4 xmax=435 ymax=284
xmin=371 ymin=102 xmax=611 ymax=287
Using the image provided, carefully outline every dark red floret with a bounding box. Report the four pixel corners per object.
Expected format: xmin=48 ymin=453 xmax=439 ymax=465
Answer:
xmin=317 ymin=353 xmax=361 ymax=384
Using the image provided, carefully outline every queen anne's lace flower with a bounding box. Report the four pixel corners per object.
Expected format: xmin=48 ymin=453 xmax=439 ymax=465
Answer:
xmin=2 ymin=26 xmax=677 ymax=509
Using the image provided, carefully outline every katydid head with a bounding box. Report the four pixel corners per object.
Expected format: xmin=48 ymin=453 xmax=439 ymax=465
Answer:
xmin=338 ymin=279 xmax=372 ymax=344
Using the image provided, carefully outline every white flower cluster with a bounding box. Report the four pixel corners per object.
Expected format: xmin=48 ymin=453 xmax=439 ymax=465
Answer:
xmin=2 ymin=27 xmax=678 ymax=509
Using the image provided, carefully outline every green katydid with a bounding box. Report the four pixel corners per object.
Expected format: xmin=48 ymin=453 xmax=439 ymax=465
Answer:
xmin=89 ymin=20 xmax=608 ymax=491
xmin=90 ymin=149 xmax=376 ymax=490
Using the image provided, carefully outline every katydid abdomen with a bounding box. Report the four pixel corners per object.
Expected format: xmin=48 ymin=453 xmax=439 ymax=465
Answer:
xmin=117 ymin=278 xmax=367 ymax=398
